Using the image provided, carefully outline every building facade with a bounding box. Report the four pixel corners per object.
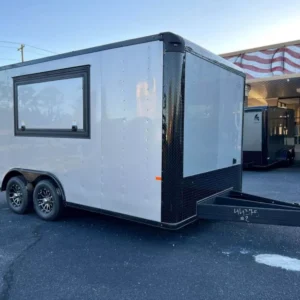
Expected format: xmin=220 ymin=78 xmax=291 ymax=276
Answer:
xmin=222 ymin=40 xmax=300 ymax=155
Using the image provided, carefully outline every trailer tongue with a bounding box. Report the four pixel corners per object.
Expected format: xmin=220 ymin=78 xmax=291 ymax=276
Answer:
xmin=197 ymin=190 xmax=300 ymax=227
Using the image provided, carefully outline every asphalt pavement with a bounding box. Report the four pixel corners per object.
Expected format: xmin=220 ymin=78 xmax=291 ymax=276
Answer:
xmin=0 ymin=167 xmax=300 ymax=300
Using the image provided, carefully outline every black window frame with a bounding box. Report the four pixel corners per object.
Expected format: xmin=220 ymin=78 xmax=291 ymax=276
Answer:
xmin=13 ymin=65 xmax=90 ymax=139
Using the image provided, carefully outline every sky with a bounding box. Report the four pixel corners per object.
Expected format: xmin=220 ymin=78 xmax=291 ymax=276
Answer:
xmin=1 ymin=0 xmax=300 ymax=66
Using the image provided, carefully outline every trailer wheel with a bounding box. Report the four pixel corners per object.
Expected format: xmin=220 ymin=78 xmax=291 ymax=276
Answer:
xmin=6 ymin=176 xmax=30 ymax=214
xmin=33 ymin=180 xmax=63 ymax=221
xmin=290 ymin=151 xmax=295 ymax=165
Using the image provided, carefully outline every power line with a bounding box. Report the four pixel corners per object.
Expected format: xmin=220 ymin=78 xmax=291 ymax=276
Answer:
xmin=0 ymin=41 xmax=19 ymax=45
xmin=22 ymin=49 xmax=50 ymax=56
xmin=0 ymin=45 xmax=51 ymax=58
xmin=0 ymin=40 xmax=57 ymax=54
xmin=0 ymin=40 xmax=57 ymax=63
xmin=0 ymin=58 xmax=18 ymax=61
xmin=26 ymin=44 xmax=57 ymax=54
xmin=0 ymin=45 xmax=18 ymax=49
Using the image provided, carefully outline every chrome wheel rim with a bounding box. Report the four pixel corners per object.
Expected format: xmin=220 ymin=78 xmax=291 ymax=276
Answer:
xmin=37 ymin=187 xmax=54 ymax=214
xmin=9 ymin=184 xmax=23 ymax=208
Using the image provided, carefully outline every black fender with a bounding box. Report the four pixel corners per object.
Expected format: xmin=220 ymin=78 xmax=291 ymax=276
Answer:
xmin=1 ymin=168 xmax=66 ymax=204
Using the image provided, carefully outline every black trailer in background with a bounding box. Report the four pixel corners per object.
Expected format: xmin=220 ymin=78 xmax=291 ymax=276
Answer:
xmin=243 ymin=106 xmax=295 ymax=169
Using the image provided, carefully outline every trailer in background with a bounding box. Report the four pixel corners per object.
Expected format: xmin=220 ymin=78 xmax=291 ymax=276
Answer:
xmin=243 ymin=106 xmax=295 ymax=169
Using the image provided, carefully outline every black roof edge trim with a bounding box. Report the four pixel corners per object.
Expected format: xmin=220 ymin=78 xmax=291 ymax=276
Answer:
xmin=245 ymin=106 xmax=288 ymax=112
xmin=0 ymin=32 xmax=187 ymax=71
xmin=160 ymin=32 xmax=185 ymax=53
xmin=0 ymin=33 xmax=168 ymax=71
xmin=244 ymin=106 xmax=268 ymax=111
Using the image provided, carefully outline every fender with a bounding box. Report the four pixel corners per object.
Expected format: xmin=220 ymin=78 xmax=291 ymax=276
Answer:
xmin=1 ymin=168 xmax=66 ymax=204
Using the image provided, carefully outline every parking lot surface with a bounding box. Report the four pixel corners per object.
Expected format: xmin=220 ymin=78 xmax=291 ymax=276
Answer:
xmin=0 ymin=167 xmax=300 ymax=300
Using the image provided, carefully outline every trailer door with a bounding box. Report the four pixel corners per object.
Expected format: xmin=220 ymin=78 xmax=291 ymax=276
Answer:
xmin=243 ymin=110 xmax=263 ymax=164
xmin=243 ymin=111 xmax=262 ymax=151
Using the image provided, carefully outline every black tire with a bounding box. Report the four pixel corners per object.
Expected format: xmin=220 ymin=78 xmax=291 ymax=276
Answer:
xmin=283 ymin=153 xmax=293 ymax=167
xmin=282 ymin=158 xmax=290 ymax=167
xmin=33 ymin=180 xmax=63 ymax=221
xmin=6 ymin=176 xmax=30 ymax=214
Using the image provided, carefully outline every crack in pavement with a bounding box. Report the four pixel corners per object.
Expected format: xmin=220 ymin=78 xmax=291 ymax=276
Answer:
xmin=0 ymin=225 xmax=42 ymax=300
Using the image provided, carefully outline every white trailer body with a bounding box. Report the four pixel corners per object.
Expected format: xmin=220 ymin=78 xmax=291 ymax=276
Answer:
xmin=0 ymin=33 xmax=245 ymax=228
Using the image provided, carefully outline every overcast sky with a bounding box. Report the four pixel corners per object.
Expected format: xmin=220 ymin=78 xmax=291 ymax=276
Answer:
xmin=1 ymin=0 xmax=300 ymax=65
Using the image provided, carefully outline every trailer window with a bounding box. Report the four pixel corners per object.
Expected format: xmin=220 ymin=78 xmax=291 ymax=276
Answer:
xmin=13 ymin=65 xmax=90 ymax=138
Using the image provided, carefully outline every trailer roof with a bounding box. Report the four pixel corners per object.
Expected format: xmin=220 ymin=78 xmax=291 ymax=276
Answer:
xmin=245 ymin=106 xmax=268 ymax=111
xmin=0 ymin=32 xmax=244 ymax=76
xmin=244 ymin=106 xmax=288 ymax=112
xmin=184 ymin=38 xmax=244 ymax=75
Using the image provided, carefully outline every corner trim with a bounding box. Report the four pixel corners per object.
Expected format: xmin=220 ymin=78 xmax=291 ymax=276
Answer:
xmin=161 ymin=51 xmax=186 ymax=223
xmin=161 ymin=32 xmax=185 ymax=53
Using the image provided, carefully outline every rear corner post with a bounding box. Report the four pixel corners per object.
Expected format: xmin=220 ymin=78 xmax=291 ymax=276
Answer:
xmin=160 ymin=33 xmax=186 ymax=224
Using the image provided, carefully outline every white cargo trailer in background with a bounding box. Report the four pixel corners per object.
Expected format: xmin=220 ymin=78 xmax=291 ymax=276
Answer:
xmin=0 ymin=32 xmax=245 ymax=229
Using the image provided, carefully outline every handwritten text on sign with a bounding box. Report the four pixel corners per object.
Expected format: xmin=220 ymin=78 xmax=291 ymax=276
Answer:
xmin=233 ymin=208 xmax=259 ymax=223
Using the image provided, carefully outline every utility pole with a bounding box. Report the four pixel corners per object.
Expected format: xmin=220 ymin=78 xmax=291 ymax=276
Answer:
xmin=18 ymin=44 xmax=25 ymax=62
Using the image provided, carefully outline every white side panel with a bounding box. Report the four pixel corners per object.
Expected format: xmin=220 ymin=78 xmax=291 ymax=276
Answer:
xmin=99 ymin=43 xmax=163 ymax=220
xmin=243 ymin=111 xmax=262 ymax=151
xmin=0 ymin=41 xmax=163 ymax=222
xmin=183 ymin=52 xmax=244 ymax=177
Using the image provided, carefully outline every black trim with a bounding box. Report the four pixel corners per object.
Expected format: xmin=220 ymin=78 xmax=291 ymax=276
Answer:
xmin=279 ymin=96 xmax=300 ymax=100
xmin=0 ymin=32 xmax=185 ymax=71
xmin=162 ymin=32 xmax=185 ymax=53
xmin=161 ymin=52 xmax=186 ymax=223
xmin=244 ymin=106 xmax=268 ymax=112
xmin=262 ymin=109 xmax=269 ymax=165
xmin=66 ymin=202 xmax=198 ymax=230
xmin=0 ymin=35 xmax=161 ymax=71
xmin=240 ymin=78 xmax=246 ymax=187
xmin=13 ymin=65 xmax=90 ymax=139
xmin=182 ymin=165 xmax=242 ymax=220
